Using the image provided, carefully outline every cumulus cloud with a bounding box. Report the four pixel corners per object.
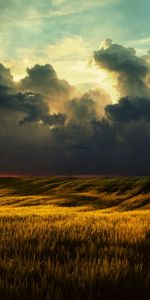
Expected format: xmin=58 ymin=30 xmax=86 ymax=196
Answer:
xmin=105 ymin=96 xmax=150 ymax=123
xmin=67 ymin=96 xmax=98 ymax=125
xmin=0 ymin=87 xmax=65 ymax=128
xmin=0 ymin=63 xmax=67 ymax=127
xmin=94 ymin=39 xmax=150 ymax=98
xmin=0 ymin=63 xmax=14 ymax=87
xmin=1 ymin=40 xmax=150 ymax=175
xmin=82 ymin=89 xmax=111 ymax=115
xmin=20 ymin=64 xmax=76 ymax=103
xmin=99 ymin=38 xmax=112 ymax=50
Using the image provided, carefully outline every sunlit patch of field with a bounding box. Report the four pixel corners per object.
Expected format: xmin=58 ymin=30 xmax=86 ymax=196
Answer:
xmin=0 ymin=177 xmax=150 ymax=300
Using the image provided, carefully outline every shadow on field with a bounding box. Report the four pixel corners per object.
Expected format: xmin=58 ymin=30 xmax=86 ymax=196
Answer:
xmin=57 ymin=193 xmax=119 ymax=210
xmin=0 ymin=176 xmax=150 ymax=211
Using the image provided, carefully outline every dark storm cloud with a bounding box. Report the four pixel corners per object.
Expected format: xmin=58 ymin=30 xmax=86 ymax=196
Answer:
xmin=0 ymin=82 xmax=65 ymax=126
xmin=46 ymin=41 xmax=150 ymax=175
xmin=79 ymin=89 xmax=111 ymax=116
xmin=93 ymin=39 xmax=150 ymax=97
xmin=20 ymin=64 xmax=75 ymax=103
xmin=1 ymin=40 xmax=150 ymax=175
xmin=67 ymin=96 xmax=98 ymax=124
xmin=0 ymin=64 xmax=14 ymax=87
xmin=0 ymin=65 xmax=65 ymax=126
xmin=105 ymin=96 xmax=150 ymax=123
xmin=66 ymin=89 xmax=111 ymax=125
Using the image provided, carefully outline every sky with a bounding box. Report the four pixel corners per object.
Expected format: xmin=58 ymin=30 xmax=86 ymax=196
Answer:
xmin=0 ymin=0 xmax=150 ymax=175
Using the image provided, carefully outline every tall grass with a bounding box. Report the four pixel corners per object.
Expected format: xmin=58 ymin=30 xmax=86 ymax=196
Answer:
xmin=0 ymin=177 xmax=150 ymax=300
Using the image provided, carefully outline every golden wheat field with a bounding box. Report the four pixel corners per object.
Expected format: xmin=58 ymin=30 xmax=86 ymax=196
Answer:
xmin=0 ymin=177 xmax=150 ymax=300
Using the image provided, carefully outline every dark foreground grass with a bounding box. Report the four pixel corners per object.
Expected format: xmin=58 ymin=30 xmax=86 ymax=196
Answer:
xmin=0 ymin=177 xmax=150 ymax=300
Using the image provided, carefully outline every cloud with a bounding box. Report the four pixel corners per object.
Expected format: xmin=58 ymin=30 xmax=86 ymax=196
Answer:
xmin=20 ymin=64 xmax=76 ymax=106
xmin=66 ymin=89 xmax=111 ymax=123
xmin=105 ymin=96 xmax=150 ymax=123
xmin=0 ymin=63 xmax=68 ymax=126
xmin=0 ymin=61 xmax=114 ymax=175
xmin=45 ymin=36 xmax=106 ymax=92
xmin=1 ymin=39 xmax=150 ymax=175
xmin=49 ymin=0 xmax=120 ymax=17
xmin=0 ymin=0 xmax=120 ymax=29
xmin=0 ymin=63 xmax=14 ymax=87
xmin=67 ymin=95 xmax=98 ymax=126
xmin=1 ymin=36 xmax=92 ymax=91
xmin=0 ymin=87 xmax=65 ymax=126
xmin=99 ymin=39 xmax=113 ymax=50
xmin=93 ymin=39 xmax=150 ymax=98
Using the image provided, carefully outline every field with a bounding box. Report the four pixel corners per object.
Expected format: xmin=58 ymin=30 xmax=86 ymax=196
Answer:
xmin=0 ymin=177 xmax=150 ymax=300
